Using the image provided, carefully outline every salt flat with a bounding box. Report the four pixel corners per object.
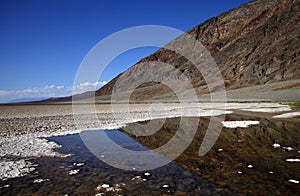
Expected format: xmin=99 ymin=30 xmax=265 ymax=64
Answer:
xmin=0 ymin=102 xmax=296 ymax=180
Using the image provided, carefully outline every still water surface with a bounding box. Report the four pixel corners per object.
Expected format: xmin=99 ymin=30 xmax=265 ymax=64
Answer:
xmin=0 ymin=130 xmax=225 ymax=195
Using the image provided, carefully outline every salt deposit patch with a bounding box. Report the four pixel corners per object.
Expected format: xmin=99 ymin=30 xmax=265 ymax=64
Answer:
xmin=131 ymin=176 xmax=142 ymax=181
xmin=273 ymin=143 xmax=281 ymax=148
xmin=0 ymin=135 xmax=63 ymax=157
xmin=73 ymin=162 xmax=85 ymax=167
xmin=69 ymin=169 xmax=80 ymax=175
xmin=0 ymin=184 xmax=10 ymax=189
xmin=177 ymin=108 xmax=232 ymax=117
xmin=101 ymin=184 xmax=110 ymax=188
xmin=283 ymin=147 xmax=293 ymax=151
xmin=0 ymin=102 xmax=294 ymax=181
xmin=0 ymin=159 xmax=36 ymax=180
xmin=286 ymin=158 xmax=300 ymax=162
xmin=273 ymin=112 xmax=300 ymax=118
xmin=288 ymin=179 xmax=299 ymax=184
xmin=96 ymin=183 xmax=123 ymax=193
xmin=33 ymin=178 xmax=49 ymax=183
xmin=240 ymin=105 xmax=291 ymax=113
xmin=221 ymin=121 xmax=260 ymax=128
xmin=144 ymin=172 xmax=151 ymax=176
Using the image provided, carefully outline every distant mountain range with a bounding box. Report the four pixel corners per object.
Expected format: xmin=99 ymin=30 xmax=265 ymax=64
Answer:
xmin=8 ymin=97 xmax=50 ymax=103
xmin=27 ymin=0 xmax=300 ymax=104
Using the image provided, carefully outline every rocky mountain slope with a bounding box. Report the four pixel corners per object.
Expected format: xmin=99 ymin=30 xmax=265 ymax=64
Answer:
xmin=95 ymin=0 xmax=300 ymax=102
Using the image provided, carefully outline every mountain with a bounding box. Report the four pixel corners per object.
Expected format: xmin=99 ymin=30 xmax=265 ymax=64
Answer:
xmin=95 ymin=0 xmax=300 ymax=102
xmin=8 ymin=97 xmax=50 ymax=104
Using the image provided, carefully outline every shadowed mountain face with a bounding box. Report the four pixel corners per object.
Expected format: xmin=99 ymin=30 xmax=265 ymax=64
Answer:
xmin=95 ymin=0 xmax=300 ymax=102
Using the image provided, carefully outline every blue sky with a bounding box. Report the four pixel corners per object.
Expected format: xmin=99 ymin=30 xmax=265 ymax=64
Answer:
xmin=0 ymin=0 xmax=251 ymax=102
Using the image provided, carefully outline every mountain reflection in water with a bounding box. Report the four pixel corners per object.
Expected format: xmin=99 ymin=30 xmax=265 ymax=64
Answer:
xmin=123 ymin=109 xmax=300 ymax=195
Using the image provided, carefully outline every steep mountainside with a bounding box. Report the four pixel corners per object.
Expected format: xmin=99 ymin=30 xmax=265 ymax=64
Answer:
xmin=95 ymin=0 xmax=300 ymax=102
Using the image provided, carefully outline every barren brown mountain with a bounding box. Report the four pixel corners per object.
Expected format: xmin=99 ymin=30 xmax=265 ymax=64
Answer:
xmin=95 ymin=0 xmax=300 ymax=102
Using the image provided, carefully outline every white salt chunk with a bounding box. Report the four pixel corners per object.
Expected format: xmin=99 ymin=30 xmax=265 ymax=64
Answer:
xmin=101 ymin=184 xmax=110 ymax=188
xmin=286 ymin=158 xmax=300 ymax=162
xmin=33 ymin=178 xmax=49 ymax=183
xmin=221 ymin=121 xmax=260 ymax=128
xmin=144 ymin=172 xmax=151 ymax=176
xmin=288 ymin=179 xmax=299 ymax=184
xmin=69 ymin=169 xmax=80 ymax=175
xmin=273 ymin=143 xmax=281 ymax=148
xmin=75 ymin=163 xmax=84 ymax=167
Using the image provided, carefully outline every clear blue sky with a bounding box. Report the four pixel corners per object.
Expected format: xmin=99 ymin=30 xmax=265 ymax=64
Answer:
xmin=0 ymin=0 xmax=251 ymax=102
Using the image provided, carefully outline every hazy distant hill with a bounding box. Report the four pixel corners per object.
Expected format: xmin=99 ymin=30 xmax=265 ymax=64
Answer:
xmin=95 ymin=0 xmax=300 ymax=102
xmin=8 ymin=97 xmax=49 ymax=103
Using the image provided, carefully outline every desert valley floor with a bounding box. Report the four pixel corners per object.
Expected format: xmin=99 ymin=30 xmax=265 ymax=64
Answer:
xmin=0 ymin=103 xmax=299 ymax=195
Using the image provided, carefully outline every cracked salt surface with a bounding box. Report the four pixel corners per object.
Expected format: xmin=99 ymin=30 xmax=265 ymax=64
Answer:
xmin=0 ymin=159 xmax=36 ymax=180
xmin=0 ymin=136 xmax=63 ymax=157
